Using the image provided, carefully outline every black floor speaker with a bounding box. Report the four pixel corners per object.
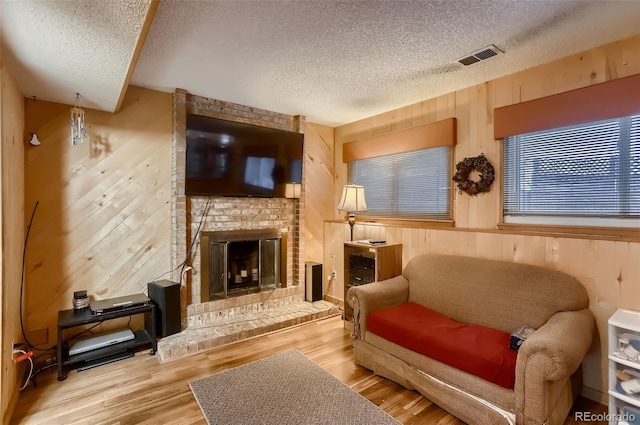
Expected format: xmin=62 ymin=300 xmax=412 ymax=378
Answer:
xmin=305 ymin=262 xmax=323 ymax=302
xmin=147 ymin=280 xmax=181 ymax=337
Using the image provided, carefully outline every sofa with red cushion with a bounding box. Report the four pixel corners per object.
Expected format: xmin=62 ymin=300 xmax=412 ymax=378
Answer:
xmin=347 ymin=254 xmax=594 ymax=425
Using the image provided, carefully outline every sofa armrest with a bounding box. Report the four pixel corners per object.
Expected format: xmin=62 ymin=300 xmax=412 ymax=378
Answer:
xmin=347 ymin=275 xmax=409 ymax=339
xmin=514 ymin=308 xmax=594 ymax=423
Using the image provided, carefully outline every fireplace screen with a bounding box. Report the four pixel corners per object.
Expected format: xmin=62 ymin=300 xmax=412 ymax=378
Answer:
xmin=201 ymin=229 xmax=286 ymax=300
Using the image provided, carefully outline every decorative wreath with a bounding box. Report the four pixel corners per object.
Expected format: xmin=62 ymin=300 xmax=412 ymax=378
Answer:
xmin=452 ymin=154 xmax=495 ymax=196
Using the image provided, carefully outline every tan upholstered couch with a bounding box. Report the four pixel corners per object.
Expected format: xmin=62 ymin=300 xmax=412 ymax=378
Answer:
xmin=347 ymin=254 xmax=594 ymax=425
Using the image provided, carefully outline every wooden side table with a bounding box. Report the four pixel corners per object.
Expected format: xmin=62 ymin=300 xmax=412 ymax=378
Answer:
xmin=343 ymin=242 xmax=402 ymax=321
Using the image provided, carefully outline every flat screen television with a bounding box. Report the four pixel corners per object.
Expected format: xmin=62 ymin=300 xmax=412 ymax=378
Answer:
xmin=185 ymin=114 xmax=303 ymax=197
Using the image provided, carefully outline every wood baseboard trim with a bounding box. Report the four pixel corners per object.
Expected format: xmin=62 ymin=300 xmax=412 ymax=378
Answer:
xmin=580 ymin=386 xmax=607 ymax=405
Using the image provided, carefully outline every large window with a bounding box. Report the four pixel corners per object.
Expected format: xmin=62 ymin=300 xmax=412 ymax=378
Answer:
xmin=503 ymin=114 xmax=640 ymax=227
xmin=348 ymin=146 xmax=451 ymax=219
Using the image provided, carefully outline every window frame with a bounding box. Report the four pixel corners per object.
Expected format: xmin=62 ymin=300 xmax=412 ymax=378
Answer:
xmin=347 ymin=146 xmax=454 ymax=221
xmin=499 ymin=114 xmax=640 ymax=241
xmin=493 ymin=74 xmax=640 ymax=241
xmin=341 ymin=118 xmax=457 ymax=226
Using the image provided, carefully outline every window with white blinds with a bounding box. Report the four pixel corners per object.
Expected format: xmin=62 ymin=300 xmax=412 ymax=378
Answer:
xmin=348 ymin=146 xmax=451 ymax=219
xmin=503 ymin=114 xmax=640 ymax=227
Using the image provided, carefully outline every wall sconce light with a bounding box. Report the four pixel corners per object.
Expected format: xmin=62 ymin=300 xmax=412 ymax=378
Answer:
xmin=29 ymin=133 xmax=42 ymax=146
xmin=70 ymin=93 xmax=87 ymax=145
xmin=28 ymin=96 xmax=41 ymax=146
xmin=285 ymin=182 xmax=301 ymax=199
xmin=337 ymin=184 xmax=368 ymax=241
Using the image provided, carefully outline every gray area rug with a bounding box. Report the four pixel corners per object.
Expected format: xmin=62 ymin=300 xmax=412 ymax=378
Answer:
xmin=189 ymin=349 xmax=400 ymax=425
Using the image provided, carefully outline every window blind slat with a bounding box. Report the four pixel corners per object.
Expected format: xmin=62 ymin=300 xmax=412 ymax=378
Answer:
xmin=349 ymin=146 xmax=451 ymax=219
xmin=504 ymin=114 xmax=640 ymax=225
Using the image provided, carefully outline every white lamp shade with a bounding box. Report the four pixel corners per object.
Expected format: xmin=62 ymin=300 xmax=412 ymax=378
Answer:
xmin=337 ymin=184 xmax=368 ymax=212
xmin=285 ymin=182 xmax=301 ymax=199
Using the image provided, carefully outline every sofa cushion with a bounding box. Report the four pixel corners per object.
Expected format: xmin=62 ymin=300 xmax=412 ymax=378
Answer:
xmin=367 ymin=301 xmax=517 ymax=389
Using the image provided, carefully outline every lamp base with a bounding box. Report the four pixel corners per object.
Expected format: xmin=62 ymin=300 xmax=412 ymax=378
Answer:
xmin=348 ymin=213 xmax=356 ymax=241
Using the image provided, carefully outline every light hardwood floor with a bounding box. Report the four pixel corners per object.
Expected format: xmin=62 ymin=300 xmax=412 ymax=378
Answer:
xmin=10 ymin=316 xmax=605 ymax=424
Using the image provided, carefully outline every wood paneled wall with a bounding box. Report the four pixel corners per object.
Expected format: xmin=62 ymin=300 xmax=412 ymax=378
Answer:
xmin=20 ymin=87 xmax=336 ymax=349
xmin=1 ymin=54 xmax=25 ymax=424
xmin=302 ymin=122 xmax=335 ymax=265
xmin=329 ymin=34 xmax=640 ymax=401
xmin=24 ymin=87 xmax=172 ymax=342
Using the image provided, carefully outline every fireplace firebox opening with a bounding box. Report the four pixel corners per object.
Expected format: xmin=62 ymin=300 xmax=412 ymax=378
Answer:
xmin=200 ymin=228 xmax=288 ymax=301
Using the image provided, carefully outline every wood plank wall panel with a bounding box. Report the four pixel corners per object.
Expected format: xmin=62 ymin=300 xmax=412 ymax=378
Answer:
xmin=1 ymin=56 xmax=25 ymax=423
xmin=329 ymin=35 xmax=640 ymax=402
xmin=302 ymin=122 xmax=335 ymax=269
xmin=24 ymin=87 xmax=172 ymax=341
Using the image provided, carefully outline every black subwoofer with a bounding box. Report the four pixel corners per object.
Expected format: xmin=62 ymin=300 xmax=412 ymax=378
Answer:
xmin=147 ymin=280 xmax=181 ymax=337
xmin=305 ymin=262 xmax=323 ymax=302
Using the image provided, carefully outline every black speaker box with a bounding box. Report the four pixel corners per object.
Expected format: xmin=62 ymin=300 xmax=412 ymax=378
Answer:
xmin=147 ymin=280 xmax=181 ymax=337
xmin=305 ymin=262 xmax=323 ymax=302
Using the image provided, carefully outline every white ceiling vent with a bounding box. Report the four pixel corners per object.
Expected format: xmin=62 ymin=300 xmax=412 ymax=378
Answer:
xmin=457 ymin=45 xmax=504 ymax=66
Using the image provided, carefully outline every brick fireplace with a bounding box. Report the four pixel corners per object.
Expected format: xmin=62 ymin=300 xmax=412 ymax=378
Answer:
xmin=156 ymin=91 xmax=339 ymax=361
xmin=171 ymin=90 xmax=306 ymax=330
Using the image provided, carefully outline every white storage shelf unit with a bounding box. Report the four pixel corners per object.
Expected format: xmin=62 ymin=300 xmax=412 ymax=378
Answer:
xmin=608 ymin=308 xmax=640 ymax=425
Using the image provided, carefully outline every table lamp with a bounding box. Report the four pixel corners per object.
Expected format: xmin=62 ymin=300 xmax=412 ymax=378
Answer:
xmin=337 ymin=184 xmax=368 ymax=241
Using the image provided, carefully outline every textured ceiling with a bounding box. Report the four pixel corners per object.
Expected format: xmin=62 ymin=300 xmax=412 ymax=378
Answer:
xmin=2 ymin=1 xmax=640 ymax=126
xmin=0 ymin=0 xmax=154 ymax=111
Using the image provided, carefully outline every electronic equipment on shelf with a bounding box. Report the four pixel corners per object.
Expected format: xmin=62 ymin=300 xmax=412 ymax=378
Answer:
xmin=349 ymin=252 xmax=375 ymax=287
xmin=57 ymin=300 xmax=156 ymax=381
xmin=353 ymin=239 xmax=387 ymax=246
xmin=76 ymin=352 xmax=134 ymax=372
xmin=368 ymin=240 xmax=387 ymax=245
xmin=68 ymin=328 xmax=134 ymax=356
xmin=90 ymin=293 xmax=150 ymax=315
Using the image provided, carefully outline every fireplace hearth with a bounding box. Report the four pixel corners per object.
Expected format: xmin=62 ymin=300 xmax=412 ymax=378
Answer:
xmin=200 ymin=229 xmax=288 ymax=301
